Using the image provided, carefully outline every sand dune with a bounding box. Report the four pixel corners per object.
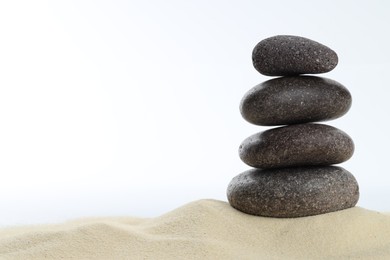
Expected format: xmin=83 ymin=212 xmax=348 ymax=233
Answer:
xmin=1 ymin=200 xmax=390 ymax=259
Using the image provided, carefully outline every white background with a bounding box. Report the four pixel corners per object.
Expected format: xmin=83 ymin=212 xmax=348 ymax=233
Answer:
xmin=0 ymin=0 xmax=389 ymax=226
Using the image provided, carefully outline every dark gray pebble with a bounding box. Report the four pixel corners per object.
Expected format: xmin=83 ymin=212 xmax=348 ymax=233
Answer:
xmin=252 ymin=35 xmax=338 ymax=76
xmin=240 ymin=76 xmax=352 ymax=126
xmin=239 ymin=123 xmax=354 ymax=168
xmin=227 ymin=166 xmax=359 ymax=218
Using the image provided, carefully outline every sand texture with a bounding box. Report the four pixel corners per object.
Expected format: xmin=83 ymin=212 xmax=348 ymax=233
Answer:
xmin=1 ymin=199 xmax=390 ymax=259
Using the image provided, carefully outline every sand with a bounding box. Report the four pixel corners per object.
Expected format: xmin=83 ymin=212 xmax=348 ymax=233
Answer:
xmin=1 ymin=200 xmax=390 ymax=259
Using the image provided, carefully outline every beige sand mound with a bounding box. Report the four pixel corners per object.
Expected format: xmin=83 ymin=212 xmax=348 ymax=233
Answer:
xmin=1 ymin=200 xmax=390 ymax=260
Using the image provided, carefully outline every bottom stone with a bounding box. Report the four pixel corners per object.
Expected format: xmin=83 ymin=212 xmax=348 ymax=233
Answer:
xmin=227 ymin=166 xmax=359 ymax=218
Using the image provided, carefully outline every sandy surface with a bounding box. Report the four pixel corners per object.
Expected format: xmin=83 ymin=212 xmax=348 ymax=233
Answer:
xmin=0 ymin=199 xmax=390 ymax=259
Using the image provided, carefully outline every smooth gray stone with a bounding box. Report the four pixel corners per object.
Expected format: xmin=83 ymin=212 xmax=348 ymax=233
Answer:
xmin=239 ymin=124 xmax=354 ymax=168
xmin=227 ymin=166 xmax=359 ymax=218
xmin=240 ymin=76 xmax=352 ymax=126
xmin=252 ymin=35 xmax=338 ymax=76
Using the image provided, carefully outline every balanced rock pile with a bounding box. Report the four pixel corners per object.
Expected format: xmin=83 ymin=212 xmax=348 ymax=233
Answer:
xmin=227 ymin=35 xmax=359 ymax=218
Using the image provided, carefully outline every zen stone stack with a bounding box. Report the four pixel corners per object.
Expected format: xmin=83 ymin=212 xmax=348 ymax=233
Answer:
xmin=227 ymin=35 xmax=359 ymax=218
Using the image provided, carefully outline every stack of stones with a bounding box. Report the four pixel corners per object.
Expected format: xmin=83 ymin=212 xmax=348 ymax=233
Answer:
xmin=227 ymin=35 xmax=359 ymax=218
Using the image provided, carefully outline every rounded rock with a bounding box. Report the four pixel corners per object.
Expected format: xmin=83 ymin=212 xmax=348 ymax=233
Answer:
xmin=240 ymin=76 xmax=352 ymax=126
xmin=227 ymin=166 xmax=359 ymax=218
xmin=239 ymin=123 xmax=354 ymax=169
xmin=252 ymin=35 xmax=338 ymax=76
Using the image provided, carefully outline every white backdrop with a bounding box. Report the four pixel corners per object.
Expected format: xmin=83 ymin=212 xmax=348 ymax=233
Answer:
xmin=0 ymin=0 xmax=389 ymax=226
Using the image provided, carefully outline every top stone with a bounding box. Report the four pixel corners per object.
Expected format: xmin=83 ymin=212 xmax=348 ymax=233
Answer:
xmin=252 ymin=35 xmax=338 ymax=76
